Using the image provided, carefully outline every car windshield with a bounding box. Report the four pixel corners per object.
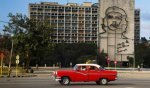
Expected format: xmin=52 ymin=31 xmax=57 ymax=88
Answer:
xmin=73 ymin=65 xmax=77 ymax=70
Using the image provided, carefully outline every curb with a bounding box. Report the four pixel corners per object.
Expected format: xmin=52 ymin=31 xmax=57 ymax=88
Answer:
xmin=0 ymin=75 xmax=37 ymax=78
xmin=117 ymin=71 xmax=150 ymax=73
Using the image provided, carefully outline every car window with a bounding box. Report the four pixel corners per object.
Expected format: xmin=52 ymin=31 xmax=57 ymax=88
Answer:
xmin=81 ymin=66 xmax=86 ymax=71
xmin=89 ymin=66 xmax=98 ymax=71
xmin=76 ymin=66 xmax=87 ymax=71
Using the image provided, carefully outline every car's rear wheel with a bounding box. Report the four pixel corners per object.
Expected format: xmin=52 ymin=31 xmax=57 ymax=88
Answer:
xmin=96 ymin=78 xmax=108 ymax=85
xmin=59 ymin=77 xmax=70 ymax=85
xmin=100 ymin=78 xmax=108 ymax=85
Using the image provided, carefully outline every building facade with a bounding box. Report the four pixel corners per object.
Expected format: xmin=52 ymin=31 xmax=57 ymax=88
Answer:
xmin=29 ymin=1 xmax=140 ymax=62
xmin=99 ymin=0 xmax=135 ymax=62
xmin=29 ymin=2 xmax=98 ymax=43
xmin=134 ymin=9 xmax=140 ymax=45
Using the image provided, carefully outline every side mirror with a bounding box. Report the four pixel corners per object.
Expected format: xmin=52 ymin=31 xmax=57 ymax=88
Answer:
xmin=100 ymin=67 xmax=105 ymax=71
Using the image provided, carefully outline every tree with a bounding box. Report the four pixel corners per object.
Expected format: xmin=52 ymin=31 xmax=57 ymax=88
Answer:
xmin=98 ymin=49 xmax=107 ymax=67
xmin=135 ymin=43 xmax=144 ymax=66
xmin=54 ymin=43 xmax=97 ymax=67
xmin=141 ymin=37 xmax=148 ymax=43
xmin=4 ymin=13 xmax=53 ymax=72
xmin=127 ymin=56 xmax=134 ymax=67
xmin=0 ymin=35 xmax=12 ymax=65
xmin=143 ymin=46 xmax=150 ymax=67
xmin=135 ymin=37 xmax=150 ymax=68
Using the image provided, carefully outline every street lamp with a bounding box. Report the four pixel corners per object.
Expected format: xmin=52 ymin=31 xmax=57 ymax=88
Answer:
xmin=97 ymin=1 xmax=101 ymax=64
xmin=8 ymin=35 xmax=13 ymax=77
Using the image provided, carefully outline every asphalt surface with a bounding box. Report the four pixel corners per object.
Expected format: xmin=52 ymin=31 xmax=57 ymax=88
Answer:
xmin=0 ymin=72 xmax=150 ymax=88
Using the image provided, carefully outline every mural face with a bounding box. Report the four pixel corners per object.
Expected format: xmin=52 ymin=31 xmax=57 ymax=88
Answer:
xmin=107 ymin=12 xmax=122 ymax=30
xmin=99 ymin=0 xmax=135 ymax=62
xmin=101 ymin=6 xmax=128 ymax=39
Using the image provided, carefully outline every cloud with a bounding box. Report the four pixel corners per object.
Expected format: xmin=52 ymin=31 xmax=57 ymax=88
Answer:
xmin=141 ymin=22 xmax=150 ymax=30
xmin=140 ymin=9 xmax=150 ymax=39
xmin=140 ymin=22 xmax=150 ymax=39
xmin=141 ymin=12 xmax=150 ymax=21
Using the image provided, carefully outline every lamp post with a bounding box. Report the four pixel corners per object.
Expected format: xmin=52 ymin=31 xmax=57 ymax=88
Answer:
xmin=133 ymin=53 xmax=136 ymax=70
xmin=0 ymin=53 xmax=4 ymax=76
xmin=8 ymin=37 xmax=13 ymax=77
xmin=97 ymin=1 xmax=100 ymax=64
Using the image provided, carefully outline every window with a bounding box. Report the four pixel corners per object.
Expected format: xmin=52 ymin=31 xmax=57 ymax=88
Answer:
xmin=81 ymin=66 xmax=86 ymax=71
xmin=77 ymin=66 xmax=87 ymax=71
xmin=89 ymin=66 xmax=98 ymax=70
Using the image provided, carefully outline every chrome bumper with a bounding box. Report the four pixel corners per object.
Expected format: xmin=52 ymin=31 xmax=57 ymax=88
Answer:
xmin=53 ymin=76 xmax=61 ymax=81
xmin=55 ymin=78 xmax=61 ymax=81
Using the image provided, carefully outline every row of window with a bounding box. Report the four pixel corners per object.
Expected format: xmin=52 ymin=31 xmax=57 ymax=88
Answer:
xmin=30 ymin=9 xmax=98 ymax=14
xmin=51 ymin=33 xmax=97 ymax=36
xmin=30 ymin=5 xmax=98 ymax=11
xmin=51 ymin=40 xmax=97 ymax=43
xmin=50 ymin=21 xmax=97 ymax=24
xmin=30 ymin=12 xmax=97 ymax=16
xmin=52 ymin=28 xmax=97 ymax=31
xmin=53 ymin=27 xmax=93 ymax=29
xmin=135 ymin=11 xmax=140 ymax=15
xmin=30 ymin=19 xmax=98 ymax=23
xmin=30 ymin=16 xmax=97 ymax=20
xmin=52 ymin=38 xmax=97 ymax=40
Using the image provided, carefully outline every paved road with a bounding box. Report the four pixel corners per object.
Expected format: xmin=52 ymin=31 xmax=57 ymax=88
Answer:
xmin=0 ymin=72 xmax=150 ymax=88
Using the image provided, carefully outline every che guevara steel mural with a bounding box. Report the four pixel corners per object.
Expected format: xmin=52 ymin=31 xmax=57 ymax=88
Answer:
xmin=100 ymin=6 xmax=130 ymax=54
xmin=101 ymin=6 xmax=128 ymax=38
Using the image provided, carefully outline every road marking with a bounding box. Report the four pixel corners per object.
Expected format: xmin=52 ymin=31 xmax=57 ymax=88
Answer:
xmin=0 ymin=83 xmax=53 ymax=85
xmin=125 ymin=87 xmax=134 ymax=88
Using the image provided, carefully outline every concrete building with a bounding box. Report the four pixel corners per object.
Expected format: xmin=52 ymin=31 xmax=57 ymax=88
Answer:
xmin=29 ymin=2 xmax=98 ymax=43
xmin=99 ymin=0 xmax=135 ymax=63
xmin=134 ymin=9 xmax=140 ymax=45
xmin=29 ymin=0 xmax=140 ymax=63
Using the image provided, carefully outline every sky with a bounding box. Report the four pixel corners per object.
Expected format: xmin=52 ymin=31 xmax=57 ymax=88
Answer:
xmin=0 ymin=0 xmax=150 ymax=39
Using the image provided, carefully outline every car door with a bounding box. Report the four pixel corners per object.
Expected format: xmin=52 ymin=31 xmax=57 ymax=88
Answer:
xmin=88 ymin=66 xmax=100 ymax=81
xmin=73 ymin=66 xmax=88 ymax=82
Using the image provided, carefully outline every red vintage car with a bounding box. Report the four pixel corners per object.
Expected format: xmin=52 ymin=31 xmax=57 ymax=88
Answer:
xmin=53 ymin=64 xmax=117 ymax=85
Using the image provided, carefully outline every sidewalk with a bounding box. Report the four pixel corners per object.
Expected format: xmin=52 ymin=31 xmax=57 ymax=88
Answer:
xmin=0 ymin=70 xmax=37 ymax=78
xmin=0 ymin=74 xmax=36 ymax=78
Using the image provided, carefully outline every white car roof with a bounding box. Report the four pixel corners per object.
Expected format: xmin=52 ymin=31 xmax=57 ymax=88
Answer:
xmin=76 ymin=64 xmax=100 ymax=68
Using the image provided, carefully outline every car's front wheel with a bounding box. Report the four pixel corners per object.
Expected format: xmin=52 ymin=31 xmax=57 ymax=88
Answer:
xmin=59 ymin=77 xmax=70 ymax=85
xmin=100 ymin=78 xmax=108 ymax=85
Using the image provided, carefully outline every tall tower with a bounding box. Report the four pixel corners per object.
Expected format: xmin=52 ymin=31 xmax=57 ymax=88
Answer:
xmin=99 ymin=0 xmax=135 ymax=63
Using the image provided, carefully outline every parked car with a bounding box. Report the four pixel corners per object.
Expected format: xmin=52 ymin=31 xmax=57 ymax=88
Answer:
xmin=53 ymin=64 xmax=117 ymax=85
xmin=25 ymin=67 xmax=34 ymax=73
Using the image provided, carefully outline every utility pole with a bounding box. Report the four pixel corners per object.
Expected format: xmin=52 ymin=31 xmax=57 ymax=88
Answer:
xmin=0 ymin=53 xmax=4 ymax=76
xmin=97 ymin=0 xmax=100 ymax=64
xmin=8 ymin=38 xmax=13 ymax=77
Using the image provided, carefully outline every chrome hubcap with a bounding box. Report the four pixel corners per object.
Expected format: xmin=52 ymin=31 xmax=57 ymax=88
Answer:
xmin=63 ymin=78 xmax=69 ymax=84
xmin=102 ymin=79 xmax=107 ymax=84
